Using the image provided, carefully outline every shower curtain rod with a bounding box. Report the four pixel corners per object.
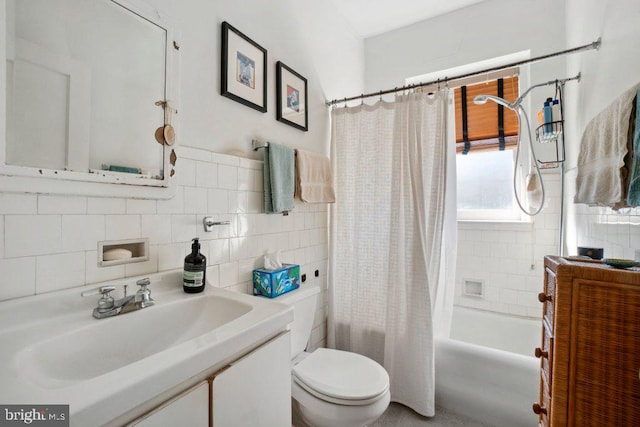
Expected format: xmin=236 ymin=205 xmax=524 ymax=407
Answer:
xmin=326 ymin=37 xmax=601 ymax=107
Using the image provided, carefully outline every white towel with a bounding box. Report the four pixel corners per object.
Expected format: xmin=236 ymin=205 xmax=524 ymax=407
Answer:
xmin=574 ymin=84 xmax=639 ymax=210
xmin=294 ymin=149 xmax=336 ymax=203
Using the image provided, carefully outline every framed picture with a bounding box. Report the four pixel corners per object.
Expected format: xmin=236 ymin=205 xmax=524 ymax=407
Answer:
xmin=221 ymin=21 xmax=267 ymax=112
xmin=276 ymin=61 xmax=308 ymax=131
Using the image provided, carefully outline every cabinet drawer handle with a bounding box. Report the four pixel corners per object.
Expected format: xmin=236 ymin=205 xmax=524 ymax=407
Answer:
xmin=538 ymin=292 xmax=552 ymax=303
xmin=532 ymin=403 xmax=547 ymax=415
xmin=535 ymin=347 xmax=549 ymax=359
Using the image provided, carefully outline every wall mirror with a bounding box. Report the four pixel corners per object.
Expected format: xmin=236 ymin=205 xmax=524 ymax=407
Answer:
xmin=0 ymin=0 xmax=179 ymax=198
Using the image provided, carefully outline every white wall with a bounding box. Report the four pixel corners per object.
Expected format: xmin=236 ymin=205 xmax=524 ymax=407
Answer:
xmin=363 ymin=0 xmax=567 ymax=318
xmin=149 ymin=0 xmax=363 ymax=157
xmin=564 ymin=0 xmax=640 ymax=259
xmin=0 ymin=0 xmax=364 ymax=352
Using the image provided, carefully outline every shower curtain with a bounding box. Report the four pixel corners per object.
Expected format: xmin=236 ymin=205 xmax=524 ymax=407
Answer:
xmin=328 ymin=91 xmax=456 ymax=416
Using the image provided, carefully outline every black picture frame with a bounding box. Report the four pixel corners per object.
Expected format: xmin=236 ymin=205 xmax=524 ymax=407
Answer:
xmin=276 ymin=61 xmax=308 ymax=131
xmin=221 ymin=21 xmax=267 ymax=113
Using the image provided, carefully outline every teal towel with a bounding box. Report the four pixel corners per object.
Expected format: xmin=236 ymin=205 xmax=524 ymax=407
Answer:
xmin=263 ymin=143 xmax=295 ymax=213
xmin=628 ymin=88 xmax=640 ymax=206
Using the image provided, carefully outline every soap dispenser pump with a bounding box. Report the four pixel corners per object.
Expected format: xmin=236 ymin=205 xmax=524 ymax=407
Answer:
xmin=183 ymin=238 xmax=206 ymax=293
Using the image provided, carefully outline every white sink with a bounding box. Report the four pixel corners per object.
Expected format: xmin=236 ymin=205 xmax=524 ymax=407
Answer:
xmin=18 ymin=295 xmax=252 ymax=388
xmin=0 ymin=271 xmax=292 ymax=426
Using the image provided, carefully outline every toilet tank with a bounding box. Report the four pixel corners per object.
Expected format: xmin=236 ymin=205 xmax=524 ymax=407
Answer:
xmin=273 ymin=283 xmax=320 ymax=358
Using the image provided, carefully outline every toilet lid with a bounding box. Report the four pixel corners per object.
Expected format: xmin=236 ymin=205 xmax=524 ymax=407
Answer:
xmin=292 ymin=348 xmax=389 ymax=402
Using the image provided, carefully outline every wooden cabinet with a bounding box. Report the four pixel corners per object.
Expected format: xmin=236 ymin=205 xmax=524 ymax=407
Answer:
xmin=534 ymin=256 xmax=640 ymax=426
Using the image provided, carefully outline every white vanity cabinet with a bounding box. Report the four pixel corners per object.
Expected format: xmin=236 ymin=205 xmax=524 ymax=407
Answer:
xmin=127 ymin=381 xmax=209 ymax=427
xmin=126 ymin=331 xmax=291 ymax=427
xmin=210 ymin=332 xmax=291 ymax=426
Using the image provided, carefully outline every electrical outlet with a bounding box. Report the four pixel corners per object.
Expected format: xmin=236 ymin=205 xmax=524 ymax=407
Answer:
xmin=301 ymin=274 xmax=306 ymax=283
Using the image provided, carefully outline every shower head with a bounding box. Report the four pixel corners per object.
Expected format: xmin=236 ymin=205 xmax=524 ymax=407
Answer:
xmin=473 ymin=94 xmax=516 ymax=111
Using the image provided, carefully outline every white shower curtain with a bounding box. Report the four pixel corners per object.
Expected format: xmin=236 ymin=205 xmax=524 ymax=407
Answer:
xmin=328 ymin=91 xmax=456 ymax=416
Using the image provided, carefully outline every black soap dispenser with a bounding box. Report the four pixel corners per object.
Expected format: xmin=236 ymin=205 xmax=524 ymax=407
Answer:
xmin=183 ymin=238 xmax=206 ymax=293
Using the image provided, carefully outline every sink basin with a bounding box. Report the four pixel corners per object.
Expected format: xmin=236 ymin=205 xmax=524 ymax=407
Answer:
xmin=18 ymin=295 xmax=252 ymax=388
xmin=0 ymin=271 xmax=293 ymax=426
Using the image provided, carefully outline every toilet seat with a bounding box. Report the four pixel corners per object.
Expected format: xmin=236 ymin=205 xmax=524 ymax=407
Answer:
xmin=292 ymin=348 xmax=389 ymax=406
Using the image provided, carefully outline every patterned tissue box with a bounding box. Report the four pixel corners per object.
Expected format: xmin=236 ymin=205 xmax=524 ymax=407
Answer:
xmin=253 ymin=264 xmax=300 ymax=298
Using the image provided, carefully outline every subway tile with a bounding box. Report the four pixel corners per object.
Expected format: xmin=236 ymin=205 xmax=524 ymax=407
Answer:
xmin=158 ymin=243 xmax=187 ymax=271
xmin=157 ymin=187 xmax=184 ymax=214
xmin=0 ymin=257 xmax=36 ymax=301
xmin=211 ymin=153 xmax=240 ymax=167
xmin=247 ymin=192 xmax=262 ymax=213
xmin=105 ymin=215 xmax=141 ymax=241
xmin=238 ymin=258 xmax=258 ymax=283
xmin=228 ymin=191 xmax=240 ymax=214
xmin=238 ymin=168 xmax=252 ymax=191
xmin=253 ymin=169 xmax=264 ymax=192
xmin=5 ymin=215 xmax=62 ymax=257
xmin=85 ymin=250 xmax=125 ymax=284
xmin=177 ymin=146 xmax=212 ymax=162
xmin=219 ymin=261 xmax=239 ymax=288
xmin=141 ymin=215 xmax=172 ymax=245
xmin=207 ymin=189 xmax=229 ymax=214
xmin=87 ymin=197 xmax=126 ymax=214
xmin=218 ymin=165 xmax=238 ymax=190
xmin=171 ymin=214 xmax=197 ymax=243
xmin=177 ymin=158 xmax=196 ymax=187
xmin=62 ymin=215 xmax=105 ymax=252
xmin=195 ymin=162 xmax=218 ymax=188
xmin=206 ymin=265 xmax=220 ymax=288
xmin=245 ymin=236 xmax=264 ymax=258
xmin=238 ymin=157 xmax=262 ymax=170
xmin=209 ymin=239 xmax=230 ymax=265
xmin=36 ymin=252 xmax=86 ymax=294
xmin=126 ymin=199 xmax=157 ymax=214
xmin=183 ymin=187 xmax=208 ymax=214
xmin=0 ymin=193 xmax=37 ymax=214
xmin=125 ymin=245 xmax=159 ymax=277
xmin=229 ymin=237 xmax=246 ymax=261
xmin=38 ymin=195 xmax=87 ymax=214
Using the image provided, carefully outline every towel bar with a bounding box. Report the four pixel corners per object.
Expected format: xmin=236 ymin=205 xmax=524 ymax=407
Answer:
xmin=252 ymin=139 xmax=269 ymax=151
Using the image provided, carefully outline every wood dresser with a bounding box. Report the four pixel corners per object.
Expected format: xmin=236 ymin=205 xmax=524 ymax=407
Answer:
xmin=534 ymin=256 xmax=640 ymax=426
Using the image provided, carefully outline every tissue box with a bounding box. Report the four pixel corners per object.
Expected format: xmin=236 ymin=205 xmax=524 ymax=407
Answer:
xmin=253 ymin=264 xmax=300 ymax=298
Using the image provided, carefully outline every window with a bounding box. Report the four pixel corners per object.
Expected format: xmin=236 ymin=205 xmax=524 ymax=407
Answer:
xmin=453 ymin=75 xmax=524 ymax=221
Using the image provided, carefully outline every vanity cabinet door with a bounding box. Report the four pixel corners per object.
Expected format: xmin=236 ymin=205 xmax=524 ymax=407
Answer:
xmin=128 ymin=381 xmax=209 ymax=427
xmin=210 ymin=331 xmax=291 ymax=427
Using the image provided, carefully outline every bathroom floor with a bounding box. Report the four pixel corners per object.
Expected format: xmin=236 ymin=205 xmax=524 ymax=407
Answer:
xmin=370 ymin=403 xmax=495 ymax=427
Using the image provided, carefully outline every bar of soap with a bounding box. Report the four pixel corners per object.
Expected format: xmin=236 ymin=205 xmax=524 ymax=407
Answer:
xmin=103 ymin=248 xmax=133 ymax=261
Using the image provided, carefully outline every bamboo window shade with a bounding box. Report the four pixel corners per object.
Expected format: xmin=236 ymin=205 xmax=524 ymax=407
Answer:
xmin=454 ymin=75 xmax=519 ymax=153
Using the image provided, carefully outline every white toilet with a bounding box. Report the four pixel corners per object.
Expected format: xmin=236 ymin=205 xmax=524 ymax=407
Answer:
xmin=276 ymin=283 xmax=390 ymax=427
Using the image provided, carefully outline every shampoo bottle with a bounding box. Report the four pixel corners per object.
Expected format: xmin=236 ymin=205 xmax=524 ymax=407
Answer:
xmin=183 ymin=238 xmax=206 ymax=293
xmin=543 ymin=98 xmax=553 ymax=134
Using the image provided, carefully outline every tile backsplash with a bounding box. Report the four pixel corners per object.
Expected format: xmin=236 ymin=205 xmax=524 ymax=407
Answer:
xmin=0 ymin=147 xmax=328 ymax=350
xmin=454 ymin=173 xmax=563 ymax=319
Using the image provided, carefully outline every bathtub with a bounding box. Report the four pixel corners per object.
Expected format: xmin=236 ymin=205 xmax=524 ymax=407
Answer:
xmin=435 ymin=306 xmax=541 ymax=427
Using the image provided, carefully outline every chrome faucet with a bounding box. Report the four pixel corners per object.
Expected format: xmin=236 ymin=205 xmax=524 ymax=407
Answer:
xmin=81 ymin=278 xmax=154 ymax=319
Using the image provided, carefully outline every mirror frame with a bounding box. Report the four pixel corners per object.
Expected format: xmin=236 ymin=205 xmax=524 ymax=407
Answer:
xmin=0 ymin=0 xmax=180 ymax=199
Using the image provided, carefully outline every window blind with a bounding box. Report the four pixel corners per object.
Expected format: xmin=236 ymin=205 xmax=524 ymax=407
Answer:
xmin=454 ymin=75 xmax=519 ymax=153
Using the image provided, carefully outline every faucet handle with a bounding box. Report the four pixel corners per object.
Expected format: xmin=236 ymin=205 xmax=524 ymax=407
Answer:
xmin=136 ymin=278 xmax=151 ymax=288
xmin=81 ymin=286 xmax=116 ymax=311
xmin=81 ymin=285 xmax=116 ymax=297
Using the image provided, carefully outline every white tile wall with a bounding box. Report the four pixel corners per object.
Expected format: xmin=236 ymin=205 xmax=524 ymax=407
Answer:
xmin=455 ymin=173 xmax=562 ymax=319
xmin=0 ymin=148 xmax=332 ymax=351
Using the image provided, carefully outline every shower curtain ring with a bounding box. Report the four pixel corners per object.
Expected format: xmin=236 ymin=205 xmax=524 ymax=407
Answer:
xmin=360 ymin=94 xmax=364 ymax=105
xmin=379 ymin=91 xmax=383 ymax=101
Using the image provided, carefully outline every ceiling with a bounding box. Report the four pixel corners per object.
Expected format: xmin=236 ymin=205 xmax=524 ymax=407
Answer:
xmin=329 ymin=0 xmax=487 ymax=39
